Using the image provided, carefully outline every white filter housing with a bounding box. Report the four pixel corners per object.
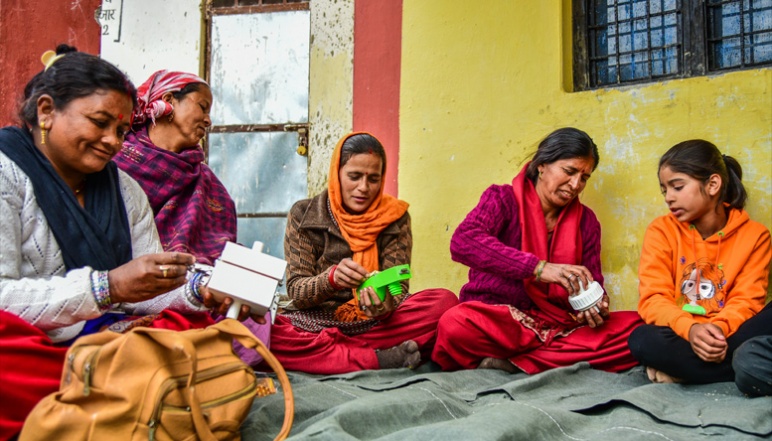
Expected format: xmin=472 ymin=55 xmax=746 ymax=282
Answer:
xmin=569 ymin=280 xmax=604 ymax=311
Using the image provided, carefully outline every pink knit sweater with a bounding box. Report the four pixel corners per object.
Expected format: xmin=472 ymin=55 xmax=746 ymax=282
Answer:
xmin=451 ymin=184 xmax=604 ymax=310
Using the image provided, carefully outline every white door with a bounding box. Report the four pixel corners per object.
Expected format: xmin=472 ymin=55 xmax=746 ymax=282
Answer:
xmin=206 ymin=1 xmax=310 ymax=259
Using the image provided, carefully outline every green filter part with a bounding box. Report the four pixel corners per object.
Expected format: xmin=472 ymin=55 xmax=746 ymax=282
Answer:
xmin=357 ymin=264 xmax=412 ymax=301
xmin=682 ymin=304 xmax=707 ymax=316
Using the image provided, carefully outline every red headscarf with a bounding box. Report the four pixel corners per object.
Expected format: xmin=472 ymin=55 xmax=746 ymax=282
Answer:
xmin=513 ymin=162 xmax=583 ymax=327
xmin=132 ymin=70 xmax=208 ymax=127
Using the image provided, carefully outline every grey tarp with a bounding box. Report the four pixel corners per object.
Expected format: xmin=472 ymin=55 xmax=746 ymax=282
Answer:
xmin=242 ymin=363 xmax=772 ymax=440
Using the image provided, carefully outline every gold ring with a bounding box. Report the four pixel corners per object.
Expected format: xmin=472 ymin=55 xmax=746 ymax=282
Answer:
xmin=161 ymin=267 xmax=169 ymax=278
xmin=376 ymin=305 xmax=385 ymax=312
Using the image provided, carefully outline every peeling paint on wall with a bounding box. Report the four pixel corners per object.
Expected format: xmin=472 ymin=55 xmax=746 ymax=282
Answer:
xmin=99 ymin=0 xmax=203 ymax=84
xmin=308 ymin=0 xmax=354 ymax=196
xmin=99 ymin=0 xmax=353 ymax=199
xmin=400 ymin=0 xmax=772 ymax=309
xmin=0 ymin=0 xmax=102 ymax=126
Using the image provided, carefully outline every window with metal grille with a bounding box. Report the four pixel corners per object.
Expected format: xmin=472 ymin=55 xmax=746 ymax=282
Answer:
xmin=574 ymin=0 xmax=772 ymax=90
xmin=708 ymin=0 xmax=772 ymax=70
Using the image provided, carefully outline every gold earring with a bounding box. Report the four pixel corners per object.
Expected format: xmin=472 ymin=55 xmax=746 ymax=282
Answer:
xmin=39 ymin=121 xmax=47 ymax=145
xmin=168 ymin=110 xmax=175 ymax=123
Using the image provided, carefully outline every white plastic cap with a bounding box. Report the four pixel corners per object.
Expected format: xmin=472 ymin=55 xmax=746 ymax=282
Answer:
xmin=569 ymin=280 xmax=604 ymax=311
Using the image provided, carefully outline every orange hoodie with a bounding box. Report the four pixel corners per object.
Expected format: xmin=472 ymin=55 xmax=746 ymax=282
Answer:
xmin=638 ymin=208 xmax=771 ymax=340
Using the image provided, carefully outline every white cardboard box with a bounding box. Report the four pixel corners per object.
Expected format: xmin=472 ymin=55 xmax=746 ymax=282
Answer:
xmin=219 ymin=242 xmax=286 ymax=280
xmin=207 ymin=242 xmax=287 ymax=317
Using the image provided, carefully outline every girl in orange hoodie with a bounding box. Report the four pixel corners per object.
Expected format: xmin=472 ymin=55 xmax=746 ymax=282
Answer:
xmin=629 ymin=140 xmax=771 ymax=391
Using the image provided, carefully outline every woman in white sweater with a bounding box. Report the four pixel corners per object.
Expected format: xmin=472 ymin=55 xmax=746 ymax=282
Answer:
xmin=0 ymin=45 xmax=252 ymax=439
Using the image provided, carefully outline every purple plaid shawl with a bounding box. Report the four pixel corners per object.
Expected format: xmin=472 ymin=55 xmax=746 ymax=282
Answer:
xmin=115 ymin=127 xmax=237 ymax=265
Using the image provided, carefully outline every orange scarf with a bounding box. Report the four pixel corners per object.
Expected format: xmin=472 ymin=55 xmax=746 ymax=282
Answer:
xmin=329 ymin=132 xmax=409 ymax=321
xmin=513 ymin=162 xmax=583 ymax=327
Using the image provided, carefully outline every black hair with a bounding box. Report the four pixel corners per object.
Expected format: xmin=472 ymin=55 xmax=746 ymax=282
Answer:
xmin=339 ymin=133 xmax=387 ymax=174
xmin=659 ymin=139 xmax=747 ymax=210
xmin=18 ymin=44 xmax=137 ymax=126
xmin=525 ymin=127 xmax=599 ymax=182
xmin=171 ymin=82 xmax=207 ymax=101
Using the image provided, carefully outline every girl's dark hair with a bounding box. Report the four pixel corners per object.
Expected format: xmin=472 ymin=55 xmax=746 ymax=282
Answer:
xmin=340 ymin=133 xmax=387 ymax=173
xmin=525 ymin=127 xmax=599 ymax=182
xmin=659 ymin=139 xmax=747 ymax=210
xmin=18 ymin=44 xmax=137 ymax=126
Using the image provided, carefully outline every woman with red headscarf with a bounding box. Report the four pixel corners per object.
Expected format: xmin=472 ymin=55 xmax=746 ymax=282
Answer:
xmin=432 ymin=128 xmax=642 ymax=374
xmin=113 ymin=70 xmax=236 ymax=266
xmin=268 ymin=132 xmax=458 ymax=374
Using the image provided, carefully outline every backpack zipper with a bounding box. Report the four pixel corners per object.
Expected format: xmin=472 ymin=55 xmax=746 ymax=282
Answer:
xmin=64 ymin=344 xmax=97 ymax=385
xmin=82 ymin=348 xmax=101 ymax=396
xmin=163 ymin=376 xmax=257 ymax=412
xmin=147 ymin=362 xmax=256 ymax=440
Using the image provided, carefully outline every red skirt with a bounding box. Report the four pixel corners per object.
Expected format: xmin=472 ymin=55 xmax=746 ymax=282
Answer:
xmin=0 ymin=310 xmax=213 ymax=440
xmin=431 ymin=301 xmax=643 ymax=374
xmin=268 ymin=288 xmax=459 ymax=374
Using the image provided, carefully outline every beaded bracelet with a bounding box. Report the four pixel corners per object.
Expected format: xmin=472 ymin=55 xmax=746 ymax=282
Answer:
xmin=90 ymin=270 xmax=112 ymax=311
xmin=183 ymin=277 xmax=198 ymax=305
xmin=534 ymin=260 xmax=547 ymax=282
xmin=189 ymin=271 xmax=209 ymax=304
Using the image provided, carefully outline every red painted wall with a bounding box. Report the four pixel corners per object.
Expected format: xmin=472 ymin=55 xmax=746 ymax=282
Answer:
xmin=0 ymin=0 xmax=102 ymax=126
xmin=352 ymin=1 xmax=402 ymax=197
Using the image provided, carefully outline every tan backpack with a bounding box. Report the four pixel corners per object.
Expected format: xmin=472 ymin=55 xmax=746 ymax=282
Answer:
xmin=19 ymin=319 xmax=293 ymax=441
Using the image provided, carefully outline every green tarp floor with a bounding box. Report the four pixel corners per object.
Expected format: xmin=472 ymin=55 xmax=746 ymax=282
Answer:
xmin=242 ymin=362 xmax=772 ymax=440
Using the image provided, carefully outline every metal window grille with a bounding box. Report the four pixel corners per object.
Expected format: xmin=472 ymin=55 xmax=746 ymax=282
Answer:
xmin=587 ymin=0 xmax=682 ymax=87
xmin=707 ymin=0 xmax=772 ymax=70
xmin=576 ymin=0 xmax=772 ymax=90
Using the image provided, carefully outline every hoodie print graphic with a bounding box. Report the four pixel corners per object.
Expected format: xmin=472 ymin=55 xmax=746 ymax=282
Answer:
xmin=678 ymin=257 xmax=726 ymax=314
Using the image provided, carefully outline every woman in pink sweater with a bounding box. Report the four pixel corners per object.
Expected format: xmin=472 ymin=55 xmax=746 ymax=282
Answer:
xmin=432 ymin=128 xmax=642 ymax=374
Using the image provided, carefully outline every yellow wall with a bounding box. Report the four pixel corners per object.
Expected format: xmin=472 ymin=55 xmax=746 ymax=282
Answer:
xmin=399 ymin=0 xmax=772 ymax=309
xmin=308 ymin=0 xmax=354 ymax=196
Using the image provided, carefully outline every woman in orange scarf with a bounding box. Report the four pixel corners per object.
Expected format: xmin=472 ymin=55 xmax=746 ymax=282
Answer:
xmin=268 ymin=132 xmax=458 ymax=374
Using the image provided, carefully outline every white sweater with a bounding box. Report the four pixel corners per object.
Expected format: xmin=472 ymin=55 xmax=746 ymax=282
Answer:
xmin=0 ymin=151 xmax=206 ymax=342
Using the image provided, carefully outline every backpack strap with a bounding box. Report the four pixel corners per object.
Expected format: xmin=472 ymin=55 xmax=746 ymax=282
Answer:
xmin=212 ymin=319 xmax=295 ymax=441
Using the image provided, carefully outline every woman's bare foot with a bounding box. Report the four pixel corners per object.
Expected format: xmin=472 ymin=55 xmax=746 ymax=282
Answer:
xmin=646 ymin=366 xmax=682 ymax=383
xmin=477 ymin=357 xmax=518 ymax=374
xmin=376 ymin=340 xmax=421 ymax=369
